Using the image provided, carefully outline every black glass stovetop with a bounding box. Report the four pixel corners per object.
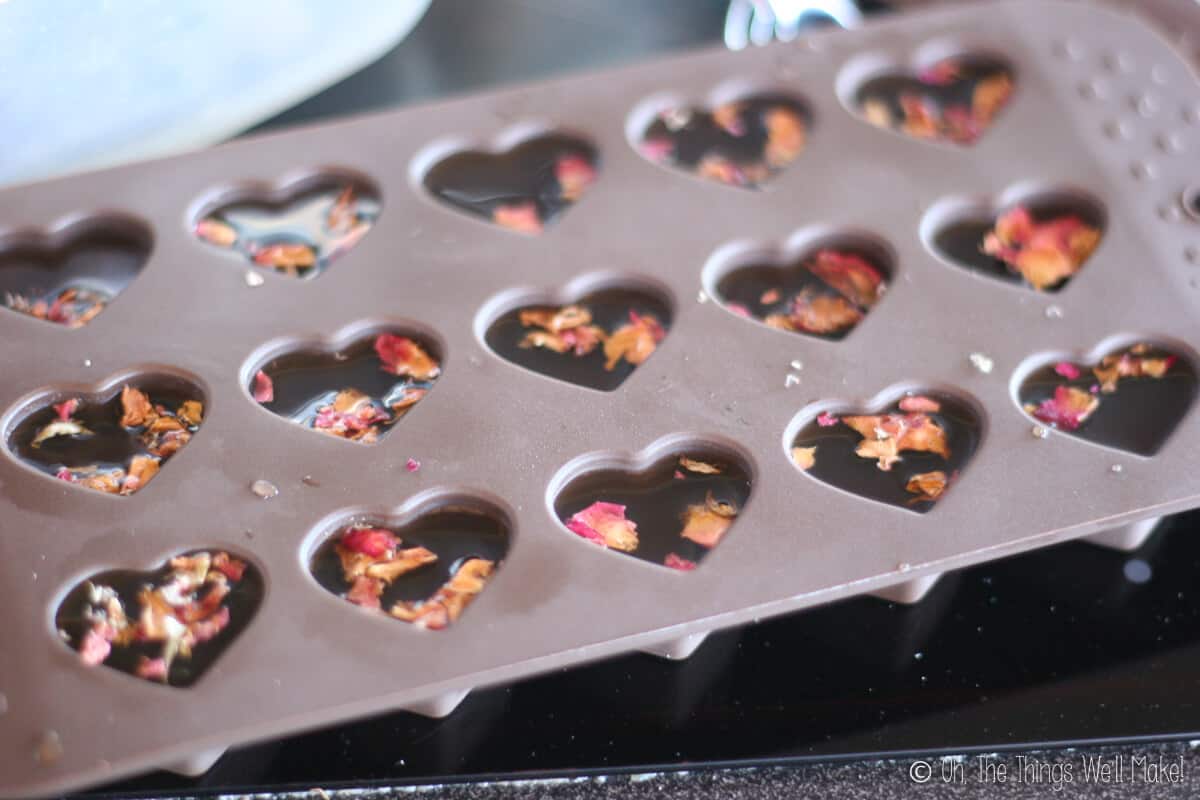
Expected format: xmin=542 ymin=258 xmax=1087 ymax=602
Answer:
xmin=88 ymin=510 xmax=1200 ymax=797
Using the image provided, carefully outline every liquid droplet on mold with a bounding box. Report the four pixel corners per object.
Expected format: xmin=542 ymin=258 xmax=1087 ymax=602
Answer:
xmin=35 ymin=730 xmax=63 ymax=765
xmin=1032 ymin=425 xmax=1050 ymax=439
xmin=1130 ymin=161 xmax=1157 ymax=180
xmin=244 ymin=270 xmax=265 ymax=288
xmin=784 ymin=373 xmax=800 ymax=388
xmin=968 ymin=352 xmax=994 ymax=374
xmin=82 ymin=359 xmax=93 ymax=368
xmin=914 ymin=651 xmax=924 ymax=661
xmin=1111 ymin=464 xmax=1124 ymax=474
xmin=0 ymin=692 xmax=8 ymax=715
xmin=897 ymin=562 xmax=911 ymax=572
xmin=250 ymin=479 xmax=279 ymax=499
xmin=697 ymin=290 xmax=709 ymax=303
xmin=1045 ymin=305 xmax=1064 ymax=319
xmin=301 ymin=475 xmax=320 ymax=487
xmin=789 ymin=359 xmax=803 ymax=371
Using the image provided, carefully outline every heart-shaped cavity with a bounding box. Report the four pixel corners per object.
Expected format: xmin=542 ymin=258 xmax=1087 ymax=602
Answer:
xmin=193 ymin=174 xmax=380 ymax=279
xmin=0 ymin=214 xmax=151 ymax=328
xmin=55 ymin=548 xmax=262 ymax=687
xmin=249 ymin=328 xmax=441 ymax=445
xmin=7 ymin=373 xmax=205 ymax=496
xmin=553 ymin=445 xmax=753 ymax=571
xmin=422 ymin=133 xmax=598 ymax=234
xmin=482 ymin=279 xmax=672 ymax=392
xmin=852 ymin=54 xmax=1014 ymax=145
xmin=309 ymin=500 xmax=510 ymax=630
xmin=928 ymin=190 xmax=1104 ymax=292
xmin=1018 ymin=342 xmax=1197 ymax=455
xmin=636 ymin=92 xmax=809 ymax=188
xmin=789 ymin=390 xmax=982 ymax=513
xmin=711 ymin=234 xmax=892 ymax=341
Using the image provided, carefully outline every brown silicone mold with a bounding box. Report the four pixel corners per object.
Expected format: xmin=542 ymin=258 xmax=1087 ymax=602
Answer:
xmin=3 ymin=1 xmax=1200 ymax=795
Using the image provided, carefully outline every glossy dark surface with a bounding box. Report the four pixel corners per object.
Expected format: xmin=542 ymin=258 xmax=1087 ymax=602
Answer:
xmin=791 ymin=393 xmax=981 ymax=513
xmin=554 ymin=453 xmax=752 ymax=569
xmin=485 ymin=288 xmax=672 ymax=392
xmin=310 ymin=511 xmax=509 ymax=612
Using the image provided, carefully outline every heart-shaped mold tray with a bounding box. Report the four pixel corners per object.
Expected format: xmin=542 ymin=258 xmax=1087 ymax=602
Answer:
xmin=3 ymin=1 xmax=1200 ymax=796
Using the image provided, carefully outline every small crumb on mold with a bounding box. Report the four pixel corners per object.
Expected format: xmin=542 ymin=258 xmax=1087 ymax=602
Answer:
xmin=35 ymin=730 xmax=63 ymax=765
xmin=406 ymin=458 xmax=421 ymax=473
xmin=968 ymin=352 xmax=994 ymax=374
xmin=784 ymin=374 xmax=800 ymax=388
xmin=82 ymin=359 xmax=92 ymax=368
xmin=697 ymin=290 xmax=709 ymax=303
xmin=1032 ymin=425 xmax=1050 ymax=439
xmin=789 ymin=359 xmax=803 ymax=371
xmin=302 ymin=475 xmax=320 ymax=487
xmin=1045 ymin=305 xmax=1064 ymax=320
xmin=250 ymin=479 xmax=279 ymax=499
xmin=244 ymin=270 xmax=265 ymax=288
xmin=1111 ymin=464 xmax=1123 ymax=474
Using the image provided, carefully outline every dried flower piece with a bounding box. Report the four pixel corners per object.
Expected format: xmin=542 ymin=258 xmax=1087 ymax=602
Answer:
xmin=365 ymin=547 xmax=438 ymax=583
xmin=1028 ymin=385 xmax=1100 ymax=431
xmin=313 ymin=388 xmax=391 ymax=441
xmin=842 ymin=412 xmax=951 ymax=471
xmin=390 ymin=558 xmax=494 ymax=630
xmin=493 ymin=201 xmax=543 ymax=234
xmin=906 ymin=470 xmax=948 ymax=502
xmin=603 ymin=311 xmax=666 ymax=370
xmin=678 ymin=456 xmax=722 ymax=475
xmin=340 ymin=527 xmax=400 ymax=558
xmin=1093 ymin=348 xmax=1177 ymax=393
xmin=326 ymin=188 xmax=358 ymax=234
xmin=518 ymin=304 xmax=607 ymax=357
xmin=898 ymin=395 xmax=941 ymax=413
xmin=972 ymin=74 xmax=1014 ymax=125
xmin=665 ymin=553 xmax=697 ymax=572
xmin=982 ymin=207 xmax=1100 ymax=290
xmin=680 ymin=491 xmax=738 ymax=548
xmin=120 ymin=385 xmax=155 ymax=428
xmin=760 ymin=288 xmax=781 ymax=305
xmin=374 ymin=333 xmax=440 ymax=381
xmin=791 ymin=445 xmax=817 ymax=470
xmin=347 ymin=575 xmax=384 ymax=610
xmin=565 ymin=501 xmax=639 ymax=552
xmin=119 ymin=455 xmax=160 ymax=495
xmin=763 ymin=107 xmax=806 ymax=167
xmin=1054 ymin=362 xmax=1082 ymax=380
xmin=817 ymin=411 xmax=839 ymax=427
xmin=31 ymin=418 xmax=91 ymax=447
xmin=555 ymin=155 xmax=597 ymax=202
xmin=806 ymin=250 xmax=886 ymax=308
xmin=194 ymin=218 xmax=238 ymax=247
xmin=766 ymin=292 xmax=862 ymax=335
xmin=251 ymin=242 xmax=317 ymax=274
xmin=252 ymin=370 xmax=274 ymax=403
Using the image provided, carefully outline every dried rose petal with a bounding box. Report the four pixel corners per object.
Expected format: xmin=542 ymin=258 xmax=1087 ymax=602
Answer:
xmin=771 ymin=292 xmax=862 ymax=335
xmin=79 ymin=627 xmax=112 ymax=666
xmin=678 ymin=456 xmax=722 ymax=475
xmin=211 ymin=552 xmax=247 ymax=582
xmin=176 ymin=400 xmax=203 ymax=427
xmin=727 ymin=302 xmax=752 ymax=317
xmin=842 ymin=412 xmax=950 ymax=471
xmin=665 ymin=553 xmax=697 ymax=572
xmin=31 ymin=419 xmax=91 ymax=447
xmin=374 ymin=334 xmax=440 ymax=381
xmin=918 ymin=60 xmax=960 ymax=85
xmin=326 ymin=188 xmax=358 ymax=234
xmin=252 ymin=242 xmax=317 ymax=272
xmin=195 ymin=218 xmax=238 ymax=247
xmin=817 ymin=411 xmax=839 ymax=427
xmin=899 ymin=94 xmax=940 ymax=139
xmin=54 ymin=398 xmax=79 ymax=421
xmin=1093 ymin=348 xmax=1178 ymax=393
xmin=603 ymin=311 xmax=666 ymax=371
xmin=1030 ymin=385 xmax=1100 ymax=431
xmin=807 ymin=250 xmax=885 ymax=308
xmin=791 ymin=445 xmax=816 ymax=470
xmin=640 ymin=137 xmax=675 ymax=162
xmin=493 ymin=202 xmax=543 ymax=234
xmin=982 ymin=206 xmax=1100 ymax=290
xmin=760 ymin=288 xmax=781 ymax=305
xmin=135 ymin=656 xmax=168 ymax=682
xmin=119 ymin=455 xmax=160 ymax=496
xmin=763 ymin=107 xmax=806 ymax=167
xmin=389 ymin=558 xmax=494 ymax=630
xmin=406 ymin=457 xmax=421 ymax=473
xmin=252 ymin=370 xmax=274 ymax=403
xmin=347 ymin=575 xmax=384 ymax=610
xmin=1054 ymin=362 xmax=1082 ymax=380
xmin=364 ymin=546 xmax=438 ymax=583
xmin=120 ymin=386 xmax=155 ymax=428
xmin=555 ymin=155 xmax=596 ymax=202
xmin=898 ymin=395 xmax=941 ymax=413
xmin=972 ymin=74 xmax=1013 ymax=124
xmin=680 ymin=491 xmax=738 ymax=549
xmin=340 ymin=527 xmax=400 ymax=558
xmin=906 ymin=470 xmax=948 ymax=502
xmin=566 ymin=501 xmax=639 ymax=552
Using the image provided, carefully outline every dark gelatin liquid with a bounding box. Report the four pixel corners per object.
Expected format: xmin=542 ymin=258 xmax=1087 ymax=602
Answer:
xmin=554 ymin=451 xmax=753 ymax=569
xmin=0 ymin=228 xmax=148 ymax=319
xmin=1018 ymin=348 xmax=1197 ymax=455
xmin=715 ymin=248 xmax=887 ymax=341
xmin=485 ymin=287 xmax=672 ymax=392
xmin=254 ymin=334 xmax=438 ymax=436
xmin=310 ymin=508 xmax=510 ymax=612
xmin=854 ymin=56 xmax=1013 ymax=133
xmin=791 ymin=393 xmax=981 ymax=514
xmin=9 ymin=382 xmax=200 ymax=479
xmin=640 ymin=94 xmax=809 ymax=182
xmin=203 ymin=186 xmax=380 ymax=278
xmin=423 ymin=134 xmax=597 ymax=227
xmin=933 ymin=195 xmax=1104 ymax=291
xmin=55 ymin=551 xmax=263 ymax=688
